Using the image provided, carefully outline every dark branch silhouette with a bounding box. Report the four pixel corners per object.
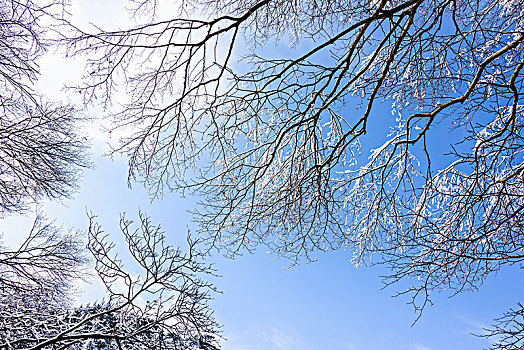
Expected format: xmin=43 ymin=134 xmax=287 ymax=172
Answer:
xmin=0 ymin=212 xmax=220 ymax=350
xmin=61 ymin=0 xmax=524 ymax=344
xmin=0 ymin=0 xmax=89 ymax=215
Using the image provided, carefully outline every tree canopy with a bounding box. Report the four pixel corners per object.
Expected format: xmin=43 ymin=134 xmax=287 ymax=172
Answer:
xmin=66 ymin=0 xmax=524 ymax=321
xmin=1 ymin=0 xmax=524 ymax=348
xmin=0 ymin=213 xmax=220 ymax=350
xmin=0 ymin=0 xmax=89 ymax=215
xmin=0 ymin=1 xmax=219 ymax=349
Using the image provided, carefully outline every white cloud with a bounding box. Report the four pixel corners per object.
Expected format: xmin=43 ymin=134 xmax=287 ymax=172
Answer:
xmin=266 ymin=328 xmax=296 ymax=350
xmin=455 ymin=314 xmax=487 ymax=335
xmin=413 ymin=344 xmax=431 ymax=350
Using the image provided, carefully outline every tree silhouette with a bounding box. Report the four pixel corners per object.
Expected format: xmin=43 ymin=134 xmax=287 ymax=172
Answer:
xmin=63 ymin=0 xmax=524 ymax=346
xmin=0 ymin=212 xmax=220 ymax=350
xmin=482 ymin=303 xmax=524 ymax=350
xmin=0 ymin=0 xmax=89 ymax=215
xmin=0 ymin=2 xmax=219 ymax=349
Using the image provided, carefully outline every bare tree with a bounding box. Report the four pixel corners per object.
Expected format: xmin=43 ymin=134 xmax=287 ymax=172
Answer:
xmin=0 ymin=214 xmax=87 ymax=293
xmin=0 ymin=212 xmax=220 ymax=350
xmin=0 ymin=215 xmax=87 ymax=349
xmin=1 ymin=2 xmax=220 ymax=348
xmin=480 ymin=303 xmax=524 ymax=350
xmin=0 ymin=0 xmax=89 ymax=215
xmin=64 ymin=0 xmax=524 ymax=345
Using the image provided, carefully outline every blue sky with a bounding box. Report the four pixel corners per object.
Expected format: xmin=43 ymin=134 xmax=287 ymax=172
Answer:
xmin=1 ymin=1 xmax=524 ymax=349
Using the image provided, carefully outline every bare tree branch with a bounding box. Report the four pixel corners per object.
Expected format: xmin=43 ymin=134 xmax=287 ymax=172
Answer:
xmin=64 ymin=0 xmax=524 ymax=334
xmin=0 ymin=0 xmax=89 ymax=215
xmin=0 ymin=212 xmax=220 ymax=350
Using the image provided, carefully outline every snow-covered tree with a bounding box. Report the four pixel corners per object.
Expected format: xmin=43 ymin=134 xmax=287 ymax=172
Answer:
xmin=64 ymin=0 xmax=524 ymax=345
xmin=0 ymin=213 xmax=219 ymax=350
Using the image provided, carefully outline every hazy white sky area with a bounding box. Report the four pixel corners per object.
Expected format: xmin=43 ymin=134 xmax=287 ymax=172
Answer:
xmin=2 ymin=1 xmax=524 ymax=349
